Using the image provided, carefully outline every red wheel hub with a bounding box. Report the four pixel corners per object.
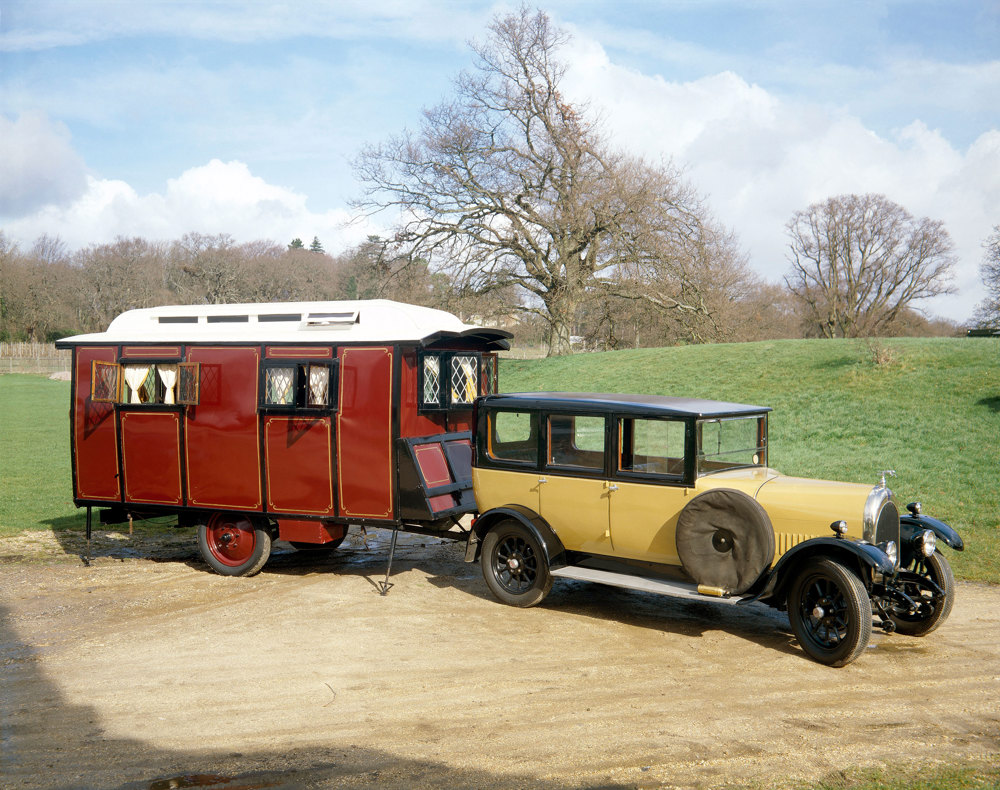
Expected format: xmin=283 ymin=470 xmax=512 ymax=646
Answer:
xmin=205 ymin=515 xmax=256 ymax=566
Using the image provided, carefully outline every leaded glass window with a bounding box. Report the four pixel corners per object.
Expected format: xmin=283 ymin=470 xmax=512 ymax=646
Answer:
xmin=91 ymin=360 xmax=120 ymax=403
xmin=265 ymin=366 xmax=294 ymax=405
xmin=450 ymin=355 xmax=478 ymax=405
xmin=308 ymin=365 xmax=330 ymax=407
xmin=422 ymin=355 xmax=441 ymax=406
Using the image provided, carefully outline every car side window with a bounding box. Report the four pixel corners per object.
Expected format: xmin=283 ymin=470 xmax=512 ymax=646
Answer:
xmin=547 ymin=415 xmax=605 ymax=471
xmin=618 ymin=417 xmax=685 ymax=478
xmin=487 ymin=410 xmax=538 ymax=465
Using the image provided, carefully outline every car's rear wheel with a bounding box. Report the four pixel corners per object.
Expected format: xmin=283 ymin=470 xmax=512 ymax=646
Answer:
xmin=481 ymin=520 xmax=552 ymax=607
xmin=888 ymin=551 xmax=954 ymax=636
xmin=788 ymin=558 xmax=872 ymax=666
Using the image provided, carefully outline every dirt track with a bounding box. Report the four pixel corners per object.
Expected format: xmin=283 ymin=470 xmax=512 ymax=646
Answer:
xmin=1 ymin=528 xmax=999 ymax=790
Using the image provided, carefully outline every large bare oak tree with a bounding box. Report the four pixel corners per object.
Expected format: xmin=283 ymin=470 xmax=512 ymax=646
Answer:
xmin=353 ymin=7 xmax=733 ymax=354
xmin=785 ymin=193 xmax=955 ymax=338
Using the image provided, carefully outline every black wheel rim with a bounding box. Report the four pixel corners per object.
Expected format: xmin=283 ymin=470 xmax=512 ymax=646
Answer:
xmin=892 ymin=558 xmax=939 ymax=622
xmin=493 ymin=534 xmax=538 ymax=594
xmin=798 ymin=575 xmax=850 ymax=650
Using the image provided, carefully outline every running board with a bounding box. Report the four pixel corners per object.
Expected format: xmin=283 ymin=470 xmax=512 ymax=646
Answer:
xmin=550 ymin=566 xmax=742 ymax=605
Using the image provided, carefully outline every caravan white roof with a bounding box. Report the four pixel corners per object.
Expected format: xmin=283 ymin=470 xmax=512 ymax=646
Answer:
xmin=56 ymin=300 xmax=511 ymax=349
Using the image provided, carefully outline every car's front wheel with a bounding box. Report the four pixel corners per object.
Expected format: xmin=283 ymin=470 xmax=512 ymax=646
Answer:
xmin=788 ymin=558 xmax=872 ymax=666
xmin=888 ymin=551 xmax=954 ymax=636
xmin=481 ymin=520 xmax=552 ymax=607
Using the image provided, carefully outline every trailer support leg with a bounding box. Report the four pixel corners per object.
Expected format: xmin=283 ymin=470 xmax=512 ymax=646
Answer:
xmin=378 ymin=528 xmax=399 ymax=596
xmin=85 ymin=506 xmax=92 ymax=567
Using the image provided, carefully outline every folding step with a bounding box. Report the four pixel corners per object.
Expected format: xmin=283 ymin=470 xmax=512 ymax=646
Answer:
xmin=550 ymin=566 xmax=741 ymax=604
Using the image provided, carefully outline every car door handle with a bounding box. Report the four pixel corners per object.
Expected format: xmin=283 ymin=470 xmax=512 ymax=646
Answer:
xmin=607 ymin=484 xmax=618 ymax=492
xmin=538 ymin=477 xmax=547 ymax=484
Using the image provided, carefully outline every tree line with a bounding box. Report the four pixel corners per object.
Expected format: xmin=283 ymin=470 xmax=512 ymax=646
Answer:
xmin=0 ymin=7 xmax=983 ymax=353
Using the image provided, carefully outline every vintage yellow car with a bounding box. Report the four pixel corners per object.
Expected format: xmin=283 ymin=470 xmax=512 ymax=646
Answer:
xmin=466 ymin=392 xmax=963 ymax=666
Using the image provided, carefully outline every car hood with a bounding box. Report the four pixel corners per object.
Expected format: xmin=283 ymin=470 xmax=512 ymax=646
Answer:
xmin=754 ymin=473 xmax=875 ymax=541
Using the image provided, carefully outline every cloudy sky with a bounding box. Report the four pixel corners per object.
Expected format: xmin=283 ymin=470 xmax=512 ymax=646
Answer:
xmin=1 ymin=1 xmax=997 ymax=321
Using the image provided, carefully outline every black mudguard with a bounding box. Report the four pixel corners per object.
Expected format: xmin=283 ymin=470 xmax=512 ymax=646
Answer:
xmin=901 ymin=514 xmax=964 ymax=551
xmin=464 ymin=505 xmax=567 ymax=568
xmin=747 ymin=537 xmax=896 ymax=606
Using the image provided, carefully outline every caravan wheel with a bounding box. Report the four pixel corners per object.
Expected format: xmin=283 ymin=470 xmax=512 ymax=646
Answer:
xmin=198 ymin=513 xmax=272 ymax=576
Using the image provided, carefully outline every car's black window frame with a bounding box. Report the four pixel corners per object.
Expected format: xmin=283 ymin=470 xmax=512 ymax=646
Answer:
xmin=481 ymin=407 xmax=541 ymax=468
xmin=695 ymin=413 xmax=768 ymax=477
xmin=612 ymin=414 xmax=692 ymax=484
xmin=541 ymin=411 xmax=611 ymax=479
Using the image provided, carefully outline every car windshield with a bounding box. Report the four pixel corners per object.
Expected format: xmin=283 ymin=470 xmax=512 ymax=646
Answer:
xmin=697 ymin=415 xmax=767 ymax=475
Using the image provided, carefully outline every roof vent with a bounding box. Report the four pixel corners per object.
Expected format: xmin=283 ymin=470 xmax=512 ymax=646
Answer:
xmin=305 ymin=310 xmax=359 ymax=328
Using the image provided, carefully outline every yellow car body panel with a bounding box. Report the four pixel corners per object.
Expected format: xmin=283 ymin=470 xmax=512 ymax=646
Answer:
xmin=475 ymin=465 xmax=876 ymax=567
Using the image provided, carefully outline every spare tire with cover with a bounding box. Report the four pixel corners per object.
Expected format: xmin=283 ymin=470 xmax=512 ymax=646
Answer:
xmin=675 ymin=489 xmax=775 ymax=594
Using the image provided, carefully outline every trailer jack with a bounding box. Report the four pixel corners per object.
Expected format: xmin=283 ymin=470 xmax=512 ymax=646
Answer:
xmin=378 ymin=528 xmax=400 ymax=596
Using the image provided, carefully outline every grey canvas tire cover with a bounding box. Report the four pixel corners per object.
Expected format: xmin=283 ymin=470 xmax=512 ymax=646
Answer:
xmin=675 ymin=488 xmax=775 ymax=594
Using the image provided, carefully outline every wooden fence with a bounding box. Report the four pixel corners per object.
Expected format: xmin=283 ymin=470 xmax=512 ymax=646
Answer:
xmin=0 ymin=342 xmax=72 ymax=375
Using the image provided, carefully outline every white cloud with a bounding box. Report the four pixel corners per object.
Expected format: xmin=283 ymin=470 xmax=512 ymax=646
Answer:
xmin=1 ymin=159 xmax=378 ymax=253
xmin=563 ymin=38 xmax=1000 ymax=321
xmin=0 ymin=111 xmax=88 ymax=215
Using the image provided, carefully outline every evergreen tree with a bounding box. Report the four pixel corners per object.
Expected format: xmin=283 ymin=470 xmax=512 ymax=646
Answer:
xmin=309 ymin=236 xmax=324 ymax=253
xmin=288 ymin=238 xmax=305 ymax=250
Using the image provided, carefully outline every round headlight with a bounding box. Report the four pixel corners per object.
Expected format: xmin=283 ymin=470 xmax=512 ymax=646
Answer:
xmin=879 ymin=540 xmax=898 ymax=568
xmin=916 ymin=529 xmax=936 ymax=558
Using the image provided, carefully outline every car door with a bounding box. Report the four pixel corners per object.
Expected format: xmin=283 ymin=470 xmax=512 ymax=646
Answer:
xmin=608 ymin=416 xmax=691 ymax=565
xmin=537 ymin=413 xmax=613 ymax=554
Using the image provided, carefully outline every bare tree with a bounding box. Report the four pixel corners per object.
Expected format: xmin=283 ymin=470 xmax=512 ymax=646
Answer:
xmin=784 ymin=194 xmax=955 ymax=338
xmin=353 ymin=7 xmax=727 ymax=355
xmin=971 ymin=224 xmax=1000 ymax=330
xmin=79 ymin=237 xmax=169 ymax=330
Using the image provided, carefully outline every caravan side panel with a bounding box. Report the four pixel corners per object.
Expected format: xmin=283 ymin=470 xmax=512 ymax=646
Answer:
xmin=184 ymin=346 xmax=262 ymax=511
xmin=337 ymin=346 xmax=394 ymax=520
xmin=73 ymin=347 xmax=121 ymax=501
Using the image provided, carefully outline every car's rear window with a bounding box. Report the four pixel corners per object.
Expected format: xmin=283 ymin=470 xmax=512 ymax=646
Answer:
xmin=487 ymin=410 xmax=538 ymax=464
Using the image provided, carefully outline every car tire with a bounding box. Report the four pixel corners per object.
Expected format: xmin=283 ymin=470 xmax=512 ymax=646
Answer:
xmin=888 ymin=551 xmax=955 ymax=636
xmin=481 ymin=520 xmax=552 ymax=607
xmin=788 ymin=558 xmax=872 ymax=667
xmin=675 ymin=489 xmax=775 ymax=594
xmin=197 ymin=513 xmax=272 ymax=577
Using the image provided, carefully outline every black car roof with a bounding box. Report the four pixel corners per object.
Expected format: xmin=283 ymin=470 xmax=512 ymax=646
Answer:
xmin=481 ymin=392 xmax=771 ymax=419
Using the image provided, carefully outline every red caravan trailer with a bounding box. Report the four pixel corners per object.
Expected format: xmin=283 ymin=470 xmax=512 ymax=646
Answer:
xmin=55 ymin=300 xmax=510 ymax=578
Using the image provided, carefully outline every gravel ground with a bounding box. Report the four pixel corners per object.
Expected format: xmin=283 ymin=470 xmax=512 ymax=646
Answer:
xmin=1 ymin=528 xmax=998 ymax=789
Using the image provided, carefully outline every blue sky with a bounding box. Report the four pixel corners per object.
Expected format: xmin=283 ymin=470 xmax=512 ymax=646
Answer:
xmin=1 ymin=0 xmax=997 ymax=321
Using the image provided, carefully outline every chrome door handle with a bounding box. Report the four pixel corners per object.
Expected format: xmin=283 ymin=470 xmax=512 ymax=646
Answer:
xmin=538 ymin=477 xmax=547 ymax=484
xmin=607 ymin=484 xmax=618 ymax=492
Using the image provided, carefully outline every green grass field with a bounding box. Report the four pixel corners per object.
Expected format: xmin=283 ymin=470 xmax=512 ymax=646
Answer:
xmin=1 ymin=336 xmax=998 ymax=581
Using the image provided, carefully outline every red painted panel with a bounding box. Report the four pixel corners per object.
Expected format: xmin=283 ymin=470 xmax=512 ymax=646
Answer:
xmin=399 ymin=349 xmax=446 ymax=438
xmin=277 ymin=519 xmax=345 ymax=544
xmin=264 ymin=416 xmax=335 ymax=515
xmin=337 ymin=347 xmax=394 ymax=519
xmin=265 ymin=346 xmax=333 ymax=359
xmin=184 ymin=347 xmax=262 ymax=510
xmin=120 ymin=412 xmax=183 ymax=505
xmin=414 ymin=443 xmax=455 ymax=512
xmin=73 ymin=347 xmax=121 ymax=501
xmin=121 ymin=346 xmax=181 ymax=359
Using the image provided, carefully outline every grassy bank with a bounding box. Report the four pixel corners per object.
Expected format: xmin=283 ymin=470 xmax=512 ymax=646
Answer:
xmin=502 ymin=337 xmax=1000 ymax=583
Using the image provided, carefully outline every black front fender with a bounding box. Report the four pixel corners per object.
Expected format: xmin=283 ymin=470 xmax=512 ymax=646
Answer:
xmin=750 ymin=537 xmax=895 ymax=606
xmin=464 ymin=505 xmax=567 ymax=568
xmin=901 ymin=514 xmax=964 ymax=551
